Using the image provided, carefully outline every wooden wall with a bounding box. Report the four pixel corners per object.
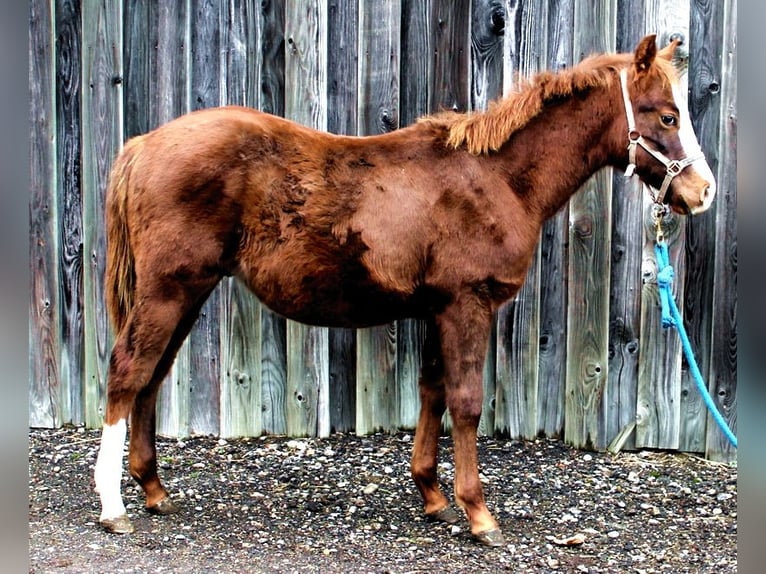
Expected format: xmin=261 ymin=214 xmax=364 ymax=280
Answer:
xmin=29 ymin=0 xmax=737 ymax=462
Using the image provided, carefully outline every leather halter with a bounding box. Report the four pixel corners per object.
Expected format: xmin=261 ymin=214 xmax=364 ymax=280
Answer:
xmin=619 ymin=68 xmax=705 ymax=205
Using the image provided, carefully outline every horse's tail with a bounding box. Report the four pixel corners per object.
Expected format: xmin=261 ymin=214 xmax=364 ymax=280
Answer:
xmin=105 ymin=136 xmax=144 ymax=335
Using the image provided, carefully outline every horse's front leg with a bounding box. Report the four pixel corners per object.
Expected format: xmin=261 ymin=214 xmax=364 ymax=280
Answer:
xmin=440 ymin=295 xmax=504 ymax=546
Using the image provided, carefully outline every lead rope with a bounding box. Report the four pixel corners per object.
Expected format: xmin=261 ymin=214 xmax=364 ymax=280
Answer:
xmin=653 ymin=211 xmax=737 ymax=448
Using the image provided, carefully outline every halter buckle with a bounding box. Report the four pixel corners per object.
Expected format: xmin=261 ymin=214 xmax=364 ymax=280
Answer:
xmin=666 ymin=160 xmax=683 ymax=176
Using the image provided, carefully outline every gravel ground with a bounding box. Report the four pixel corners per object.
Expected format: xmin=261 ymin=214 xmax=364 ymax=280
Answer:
xmin=29 ymin=426 xmax=737 ymax=573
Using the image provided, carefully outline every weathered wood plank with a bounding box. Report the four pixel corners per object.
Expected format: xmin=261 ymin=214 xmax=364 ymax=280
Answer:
xmin=565 ymin=0 xmax=615 ymax=450
xmin=219 ymin=0 xmax=263 ymax=438
xmin=284 ymin=0 xmax=330 ymax=437
xmin=536 ymin=0 xmax=574 ymax=439
xmin=220 ymin=278 xmax=263 ymax=438
xmin=29 ymin=0 xmax=61 ymax=428
xmin=605 ymin=0 xmax=647 ymax=452
xmin=429 ymin=0 xmax=471 ymax=113
xmin=183 ymin=0 xmax=224 ymax=438
xmin=705 ymin=0 xmax=736 ymax=462
xmin=81 ymin=0 xmax=122 ymax=429
xmin=632 ymin=0 xmax=691 ymax=452
xmin=494 ymin=0 xmax=547 ymax=441
xmin=326 ymin=0 xmax=359 ymax=433
xmin=397 ymin=0 xmax=431 ymax=433
xmin=428 ymin=0 xmax=472 ymax=435
xmin=55 ymin=0 xmax=84 ymax=426
xmin=354 ymin=0 xmax=401 ymax=436
xmin=470 ymin=0 xmax=505 ymax=437
xmin=153 ymin=0 xmax=195 ymax=437
xmin=400 ymin=0 xmax=430 ymax=125
xmin=636 ymin=206 xmax=684 ymax=449
xmin=681 ymin=0 xmax=723 ymax=454
xmin=471 ymin=0 xmax=504 ymax=112
xmin=123 ymin=0 xmax=154 ymax=139
xmin=257 ymin=0 xmax=288 ymax=435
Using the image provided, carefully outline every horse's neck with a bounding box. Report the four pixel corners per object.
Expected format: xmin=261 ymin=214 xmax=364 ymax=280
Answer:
xmin=494 ymin=84 xmax=622 ymax=220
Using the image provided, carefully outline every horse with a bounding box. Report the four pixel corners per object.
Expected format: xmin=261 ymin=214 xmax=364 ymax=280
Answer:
xmin=94 ymin=34 xmax=715 ymax=546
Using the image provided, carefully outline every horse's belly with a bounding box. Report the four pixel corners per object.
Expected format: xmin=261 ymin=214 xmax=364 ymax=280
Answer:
xmin=237 ymin=265 xmax=423 ymax=328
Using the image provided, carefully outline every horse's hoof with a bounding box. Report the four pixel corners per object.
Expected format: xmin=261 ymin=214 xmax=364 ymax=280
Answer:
xmin=100 ymin=514 xmax=135 ymax=534
xmin=146 ymin=496 xmax=180 ymax=515
xmin=425 ymin=505 xmax=461 ymax=525
xmin=472 ymin=528 xmax=505 ymax=547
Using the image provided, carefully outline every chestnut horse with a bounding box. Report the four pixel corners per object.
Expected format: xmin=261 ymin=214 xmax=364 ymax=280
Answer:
xmin=94 ymin=35 xmax=715 ymax=545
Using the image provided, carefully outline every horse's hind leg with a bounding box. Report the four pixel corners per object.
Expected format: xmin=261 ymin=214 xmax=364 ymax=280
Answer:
xmin=411 ymin=320 xmax=458 ymax=523
xmin=94 ymin=283 xmax=214 ymax=533
xmin=127 ymin=293 xmax=212 ymax=515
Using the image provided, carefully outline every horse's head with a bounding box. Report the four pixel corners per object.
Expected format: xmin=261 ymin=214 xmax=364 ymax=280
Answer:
xmin=621 ymin=34 xmax=716 ymax=215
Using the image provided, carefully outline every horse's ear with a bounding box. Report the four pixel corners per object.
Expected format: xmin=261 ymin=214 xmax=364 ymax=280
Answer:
xmin=633 ymin=34 xmax=658 ymax=73
xmin=658 ymin=37 xmax=680 ymax=61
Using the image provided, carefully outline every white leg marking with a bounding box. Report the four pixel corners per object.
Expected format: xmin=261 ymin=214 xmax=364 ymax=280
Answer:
xmin=94 ymin=419 xmax=128 ymax=521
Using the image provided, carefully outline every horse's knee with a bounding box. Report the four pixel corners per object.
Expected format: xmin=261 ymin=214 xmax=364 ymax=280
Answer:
xmin=446 ymin=387 xmax=483 ymax=427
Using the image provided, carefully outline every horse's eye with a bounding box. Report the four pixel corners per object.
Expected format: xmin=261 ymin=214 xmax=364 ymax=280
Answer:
xmin=660 ymin=114 xmax=677 ymax=127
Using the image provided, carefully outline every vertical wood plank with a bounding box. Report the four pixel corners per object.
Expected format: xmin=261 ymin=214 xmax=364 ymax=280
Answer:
xmin=219 ymin=0 xmax=263 ymax=438
xmin=637 ymin=208 xmax=684 ymax=448
xmin=429 ymin=0 xmax=471 ymax=436
xmin=494 ymin=0 xmax=547 ymax=441
xmin=397 ymin=0 xmax=431 ymax=432
xmin=257 ymin=0 xmax=288 ymax=435
xmin=56 ymin=0 xmax=84 ymax=426
xmin=536 ymin=0 xmax=574 ymax=438
xmin=154 ymin=0 xmax=195 ymax=437
xmin=284 ymin=0 xmax=330 ymax=437
xmin=565 ymin=0 xmax=615 ymax=450
xmin=29 ymin=0 xmax=61 ymax=428
xmin=705 ymin=0 xmax=736 ymax=462
xmin=123 ymin=0 xmax=154 ymax=139
xmin=429 ymin=0 xmax=471 ymax=114
xmin=326 ymin=0 xmax=358 ymax=433
xmin=81 ymin=0 xmax=123 ymax=428
xmin=470 ymin=0 xmax=505 ymax=437
xmin=182 ymin=0 xmax=223 ymax=438
xmin=633 ymin=0 xmax=690 ymax=451
xmin=400 ymin=0 xmax=430 ymax=125
xmin=606 ymin=0 xmax=646 ymax=451
xmin=354 ymin=0 xmax=401 ymax=436
xmin=682 ymin=0 xmax=724 ymax=453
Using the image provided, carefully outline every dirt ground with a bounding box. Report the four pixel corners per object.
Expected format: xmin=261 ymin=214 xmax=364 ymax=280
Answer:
xmin=29 ymin=426 xmax=737 ymax=573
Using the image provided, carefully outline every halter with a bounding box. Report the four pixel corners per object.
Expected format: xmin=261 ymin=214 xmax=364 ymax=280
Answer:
xmin=619 ymin=68 xmax=705 ymax=205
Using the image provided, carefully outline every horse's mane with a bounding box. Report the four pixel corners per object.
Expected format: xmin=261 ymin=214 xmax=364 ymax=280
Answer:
xmin=421 ymin=51 xmax=676 ymax=155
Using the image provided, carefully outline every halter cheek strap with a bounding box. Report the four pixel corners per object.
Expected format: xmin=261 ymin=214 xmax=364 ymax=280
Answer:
xmin=619 ymin=68 xmax=706 ymax=204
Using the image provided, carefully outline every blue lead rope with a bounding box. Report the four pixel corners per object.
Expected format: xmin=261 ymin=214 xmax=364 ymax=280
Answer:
xmin=654 ymin=241 xmax=737 ymax=449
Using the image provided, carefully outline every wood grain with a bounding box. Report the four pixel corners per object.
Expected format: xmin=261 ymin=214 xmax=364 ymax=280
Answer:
xmin=326 ymin=0 xmax=359 ymax=433
xmin=29 ymin=0 xmax=61 ymax=428
xmin=284 ymin=0 xmax=330 ymax=437
xmin=56 ymin=0 xmax=85 ymax=425
xmin=565 ymin=0 xmax=615 ymax=450
xmin=257 ymin=0 xmax=288 ymax=435
xmin=354 ymin=0 xmax=401 ymax=436
xmin=536 ymin=0 xmax=574 ymax=439
xmin=705 ymin=0 xmax=737 ymax=461
xmin=219 ymin=0 xmax=263 ymax=438
xmin=81 ymin=0 xmax=122 ymax=429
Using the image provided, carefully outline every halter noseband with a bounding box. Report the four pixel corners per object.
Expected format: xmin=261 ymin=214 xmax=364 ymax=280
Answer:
xmin=619 ymin=68 xmax=705 ymax=205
